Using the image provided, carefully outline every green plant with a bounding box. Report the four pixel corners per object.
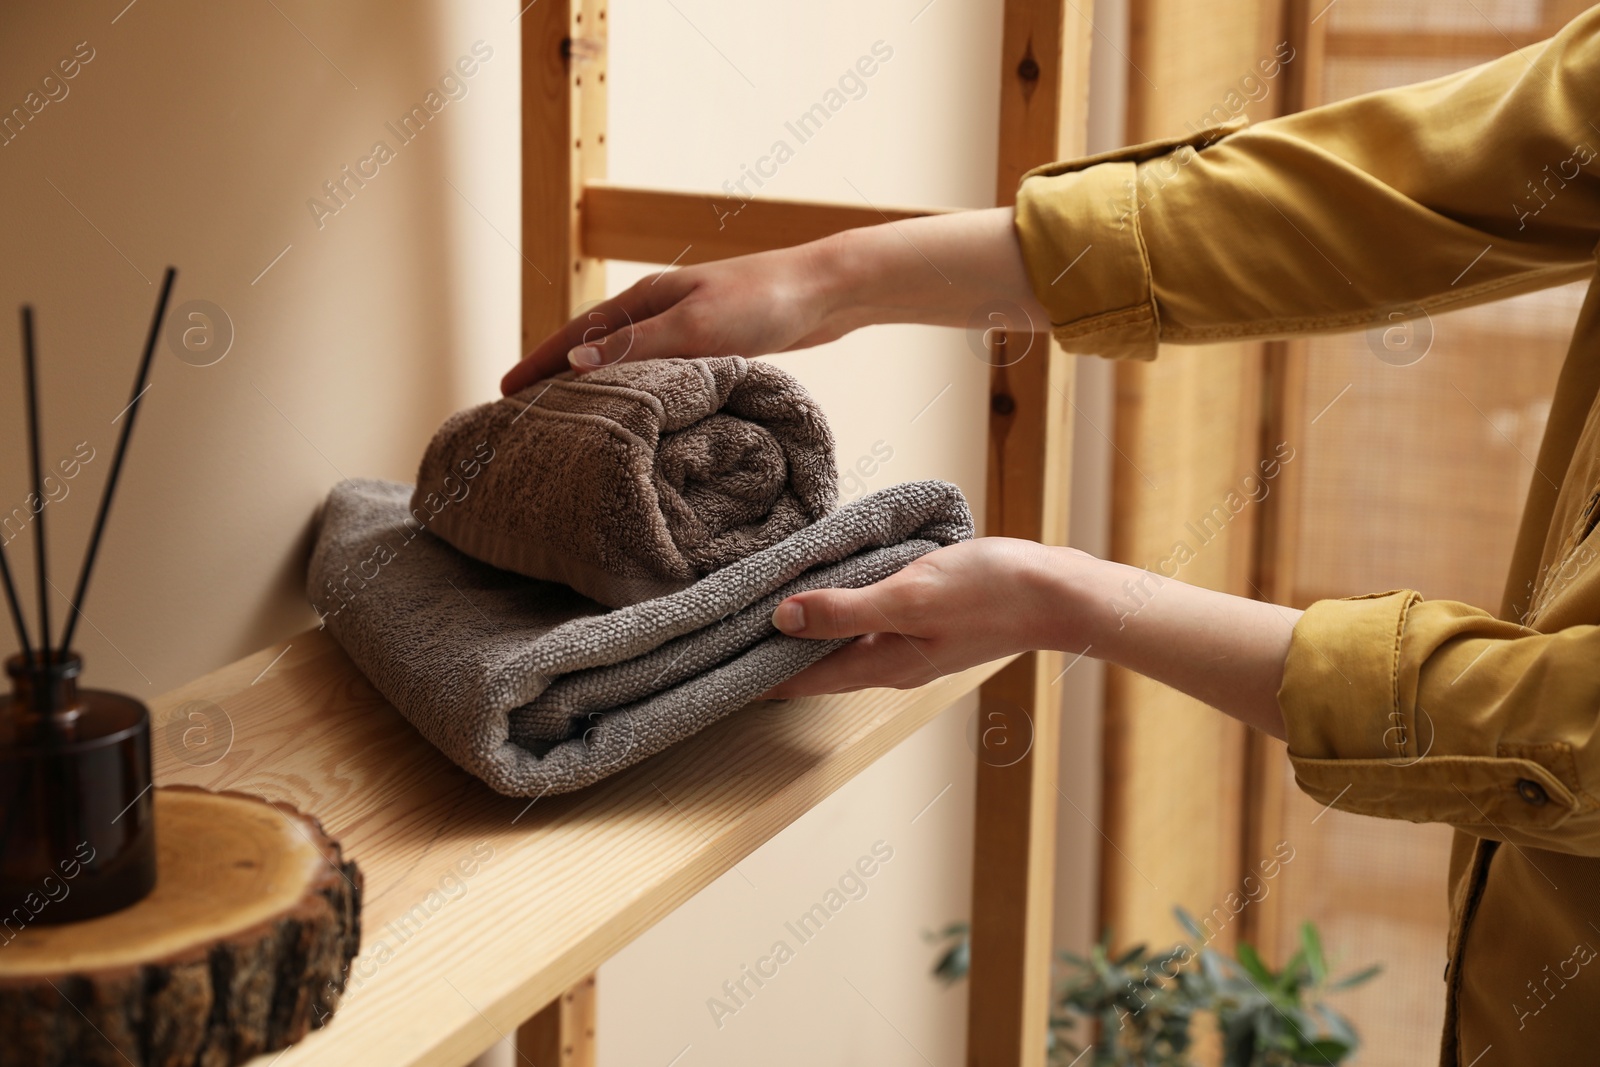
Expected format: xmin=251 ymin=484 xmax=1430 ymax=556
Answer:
xmin=926 ymin=909 xmax=1380 ymax=1067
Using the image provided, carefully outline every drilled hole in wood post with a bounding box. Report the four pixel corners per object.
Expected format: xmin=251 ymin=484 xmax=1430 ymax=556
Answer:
xmin=991 ymin=394 xmax=1016 ymax=416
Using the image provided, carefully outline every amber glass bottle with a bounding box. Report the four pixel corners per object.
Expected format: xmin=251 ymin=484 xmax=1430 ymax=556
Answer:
xmin=0 ymin=651 xmax=157 ymax=925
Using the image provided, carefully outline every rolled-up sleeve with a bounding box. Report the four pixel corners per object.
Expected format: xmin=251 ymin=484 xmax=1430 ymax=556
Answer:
xmin=1014 ymin=7 xmax=1600 ymax=359
xmin=1279 ymin=591 xmax=1600 ymax=856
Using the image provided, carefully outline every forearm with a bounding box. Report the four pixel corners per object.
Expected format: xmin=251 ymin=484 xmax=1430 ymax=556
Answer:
xmin=1042 ymin=549 xmax=1298 ymax=739
xmin=811 ymin=207 xmax=1050 ymax=334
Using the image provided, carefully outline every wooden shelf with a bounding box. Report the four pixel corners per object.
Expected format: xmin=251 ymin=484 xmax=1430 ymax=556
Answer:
xmin=149 ymin=629 xmax=1011 ymax=1067
xmin=582 ymin=183 xmax=951 ymax=267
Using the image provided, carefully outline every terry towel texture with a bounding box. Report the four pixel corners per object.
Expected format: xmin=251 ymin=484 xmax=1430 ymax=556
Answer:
xmin=309 ymin=477 xmax=973 ymax=796
xmin=413 ymin=356 xmax=837 ymax=608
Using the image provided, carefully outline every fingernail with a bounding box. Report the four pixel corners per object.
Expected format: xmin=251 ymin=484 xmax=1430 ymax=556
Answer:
xmin=773 ymin=602 xmax=806 ymax=634
xmin=568 ymin=344 xmax=605 ymax=369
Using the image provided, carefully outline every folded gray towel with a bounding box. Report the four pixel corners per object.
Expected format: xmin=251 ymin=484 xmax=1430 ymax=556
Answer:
xmin=308 ymin=477 xmax=973 ymax=796
xmin=413 ymin=357 xmax=837 ymax=608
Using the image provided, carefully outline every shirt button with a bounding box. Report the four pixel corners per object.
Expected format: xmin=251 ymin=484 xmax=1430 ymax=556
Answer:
xmin=1516 ymin=779 xmax=1550 ymax=806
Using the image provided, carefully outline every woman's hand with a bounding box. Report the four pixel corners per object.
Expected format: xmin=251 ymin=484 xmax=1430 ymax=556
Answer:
xmin=502 ymin=239 xmax=851 ymax=394
xmin=765 ymin=537 xmax=1299 ymax=740
xmin=763 ymin=538 xmax=1075 ymax=697
xmin=501 ymin=207 xmax=1050 ymax=395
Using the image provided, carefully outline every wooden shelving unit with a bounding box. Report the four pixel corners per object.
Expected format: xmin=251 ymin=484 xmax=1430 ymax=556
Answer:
xmin=129 ymin=3 xmax=1091 ymax=1064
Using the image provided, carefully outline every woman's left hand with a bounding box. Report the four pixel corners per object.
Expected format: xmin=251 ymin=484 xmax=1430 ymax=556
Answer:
xmin=763 ymin=534 xmax=1297 ymax=742
xmin=763 ymin=537 xmax=1077 ymax=697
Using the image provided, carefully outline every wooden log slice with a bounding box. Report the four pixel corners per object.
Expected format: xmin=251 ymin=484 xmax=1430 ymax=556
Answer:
xmin=0 ymin=786 xmax=362 ymax=1067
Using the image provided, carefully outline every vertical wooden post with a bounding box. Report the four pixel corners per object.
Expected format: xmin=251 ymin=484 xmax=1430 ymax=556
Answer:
xmin=519 ymin=0 xmax=605 ymax=1061
xmin=966 ymin=3 xmax=1091 ymax=1064
xmin=523 ymin=0 xmax=608 ymax=351
xmin=516 ymin=975 xmax=597 ymax=1067
xmin=1236 ymin=0 xmax=1323 ymax=966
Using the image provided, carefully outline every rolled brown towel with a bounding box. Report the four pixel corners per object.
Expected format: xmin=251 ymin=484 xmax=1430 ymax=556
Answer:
xmin=412 ymin=357 xmax=836 ymax=607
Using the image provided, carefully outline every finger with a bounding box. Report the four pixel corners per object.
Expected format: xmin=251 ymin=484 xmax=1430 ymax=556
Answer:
xmin=565 ymin=306 xmax=701 ymax=375
xmin=500 ymin=275 xmax=693 ymax=394
xmin=762 ymin=632 xmax=932 ymax=698
xmin=501 ymin=299 xmax=626 ymax=394
xmin=772 ymin=581 xmax=909 ymax=641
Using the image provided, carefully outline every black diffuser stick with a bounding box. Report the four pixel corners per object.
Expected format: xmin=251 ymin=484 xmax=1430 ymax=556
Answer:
xmin=58 ymin=268 xmax=176 ymax=654
xmin=3 ymin=312 xmax=40 ymax=665
xmin=21 ymin=308 xmax=65 ymax=843
xmin=0 ymin=528 xmax=34 ymax=667
xmin=20 ymin=307 xmax=50 ymax=670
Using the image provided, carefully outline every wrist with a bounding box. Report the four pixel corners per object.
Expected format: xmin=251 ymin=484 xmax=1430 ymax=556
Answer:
xmin=802 ymin=208 xmax=1049 ymax=335
xmin=1031 ymin=547 xmax=1165 ymax=658
xmin=804 ymin=228 xmax=878 ymax=337
xmin=1021 ymin=545 xmax=1104 ymax=654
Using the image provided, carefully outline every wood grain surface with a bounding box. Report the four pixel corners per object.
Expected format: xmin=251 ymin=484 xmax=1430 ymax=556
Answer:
xmin=582 ymin=184 xmax=948 ymax=267
xmin=522 ymin=0 xmax=607 ymax=352
xmin=0 ymin=787 xmax=361 ymax=1066
xmin=147 ymin=630 xmax=1009 ymax=1066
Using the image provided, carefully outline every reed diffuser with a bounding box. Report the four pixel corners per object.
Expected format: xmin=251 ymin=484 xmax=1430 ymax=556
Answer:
xmin=0 ymin=269 xmax=176 ymax=924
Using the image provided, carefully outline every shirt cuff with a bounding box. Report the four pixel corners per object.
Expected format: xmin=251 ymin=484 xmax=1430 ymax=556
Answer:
xmin=1277 ymin=590 xmax=1580 ymax=832
xmin=1011 ymin=121 xmax=1247 ymax=360
xmin=1278 ymin=589 xmax=1419 ymax=764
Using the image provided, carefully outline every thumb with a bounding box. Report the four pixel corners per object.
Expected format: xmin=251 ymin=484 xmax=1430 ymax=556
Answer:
xmin=773 ymin=586 xmax=895 ymax=640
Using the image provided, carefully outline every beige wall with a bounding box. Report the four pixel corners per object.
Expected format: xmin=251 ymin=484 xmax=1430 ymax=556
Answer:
xmin=0 ymin=1 xmax=1105 ymax=1064
xmin=594 ymin=1 xmax=997 ymax=1063
xmin=0 ymin=0 xmax=517 ymax=693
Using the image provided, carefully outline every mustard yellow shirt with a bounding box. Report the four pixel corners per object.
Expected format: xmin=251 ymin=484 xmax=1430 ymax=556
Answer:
xmin=1014 ymin=10 xmax=1600 ymax=1065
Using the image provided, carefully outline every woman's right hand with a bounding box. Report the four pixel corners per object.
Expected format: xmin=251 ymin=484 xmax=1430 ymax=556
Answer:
xmin=501 ymin=206 xmax=1049 ymax=396
xmin=501 ymin=238 xmax=853 ymax=395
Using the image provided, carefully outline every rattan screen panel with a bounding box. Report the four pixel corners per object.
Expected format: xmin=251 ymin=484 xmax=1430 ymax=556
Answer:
xmin=1254 ymin=3 xmax=1583 ymax=1062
